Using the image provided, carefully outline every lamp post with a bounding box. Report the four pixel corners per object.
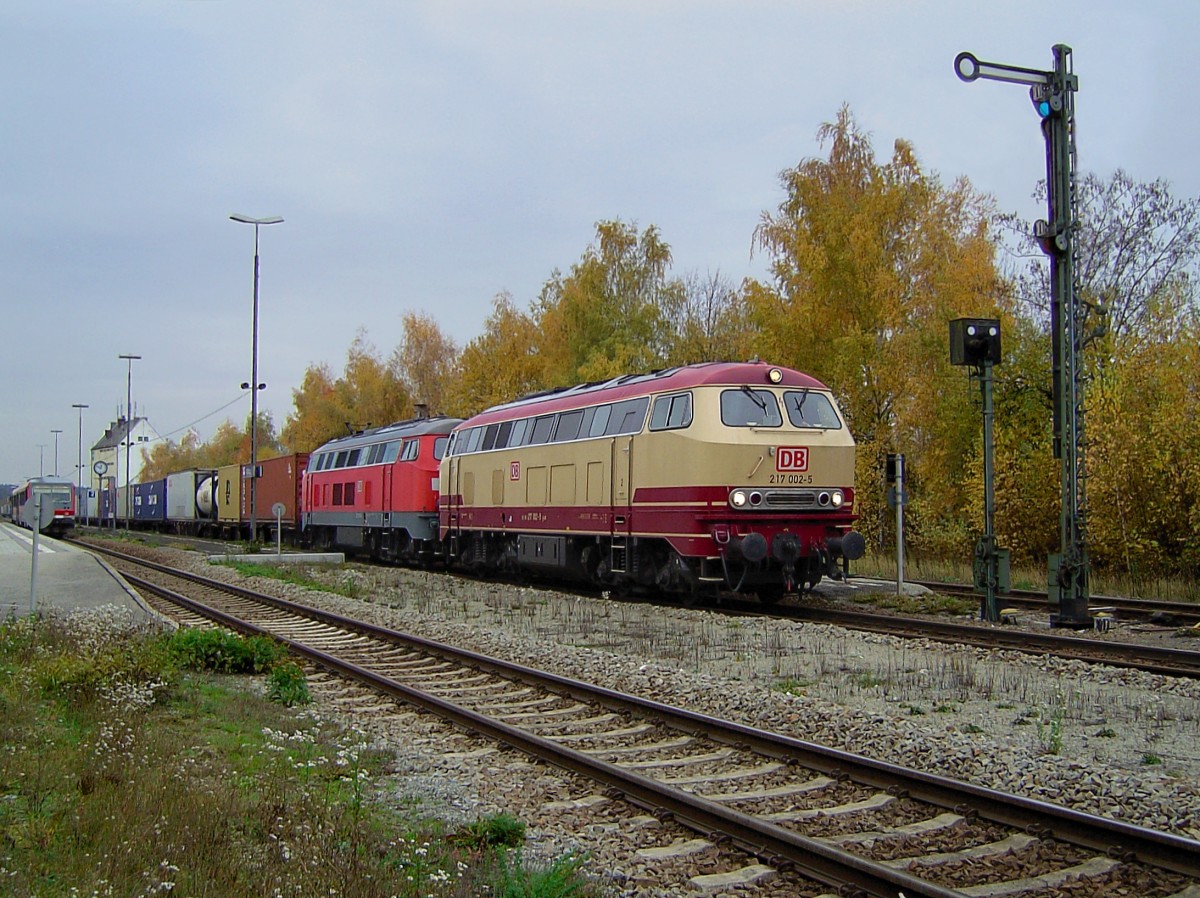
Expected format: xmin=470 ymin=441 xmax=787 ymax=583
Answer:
xmin=118 ymin=354 xmax=141 ymax=530
xmin=50 ymin=430 xmax=62 ymax=476
xmin=72 ymin=403 xmax=89 ymax=517
xmin=230 ymin=213 xmax=283 ymax=542
xmin=37 ymin=444 xmax=46 ymax=478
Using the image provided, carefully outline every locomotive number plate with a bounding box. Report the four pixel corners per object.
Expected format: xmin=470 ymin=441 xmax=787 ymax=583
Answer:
xmin=776 ymin=447 xmax=809 ymax=471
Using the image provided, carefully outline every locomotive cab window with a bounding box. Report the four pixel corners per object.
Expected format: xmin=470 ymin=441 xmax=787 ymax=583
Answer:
xmin=721 ymin=388 xmax=783 ymax=427
xmin=401 ymin=440 xmax=420 ymax=461
xmin=650 ymin=392 xmax=693 ymax=431
xmin=434 ymin=436 xmax=449 ymax=460
xmin=784 ymin=390 xmax=843 ymax=429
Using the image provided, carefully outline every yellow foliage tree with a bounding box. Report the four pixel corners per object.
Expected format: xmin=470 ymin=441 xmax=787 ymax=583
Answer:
xmin=746 ymin=106 xmax=1013 ymax=557
xmin=535 ymin=220 xmax=684 ymax=386
xmin=389 ymin=311 xmax=459 ymax=417
xmin=447 ymin=292 xmax=546 ymax=418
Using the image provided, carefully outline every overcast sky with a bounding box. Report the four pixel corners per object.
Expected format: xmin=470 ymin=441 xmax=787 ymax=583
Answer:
xmin=3 ymin=1 xmax=1197 ymax=484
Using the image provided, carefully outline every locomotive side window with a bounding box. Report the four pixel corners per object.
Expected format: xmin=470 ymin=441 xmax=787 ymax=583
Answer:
xmin=650 ymin=392 xmax=693 ymax=431
xmin=382 ymin=441 xmax=402 ymax=464
xmin=464 ymin=427 xmax=484 ymax=454
xmin=482 ymin=423 xmax=500 ymax=451
xmin=510 ymin=418 xmax=529 ymax=446
xmin=553 ymin=409 xmax=585 ymax=442
xmin=721 ymin=388 xmax=783 ymax=427
xmin=783 ymin=390 xmax=843 ymax=429
xmin=496 ymin=420 xmax=514 ymax=449
xmin=334 ymin=450 xmax=349 ymax=468
xmin=529 ymin=415 xmax=555 ymax=444
xmin=401 ymin=440 xmax=419 ymax=461
xmin=347 ymin=448 xmax=362 ymax=467
xmin=605 ymin=397 xmax=649 ymax=435
xmin=589 ymin=404 xmax=611 ymax=437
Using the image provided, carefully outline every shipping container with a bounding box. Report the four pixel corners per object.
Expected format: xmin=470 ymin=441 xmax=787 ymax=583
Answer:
xmin=216 ymin=463 xmax=242 ymax=528
xmin=242 ymin=453 xmax=309 ymax=539
xmin=165 ymin=469 xmax=217 ymax=524
xmin=132 ymin=479 xmax=167 ymax=524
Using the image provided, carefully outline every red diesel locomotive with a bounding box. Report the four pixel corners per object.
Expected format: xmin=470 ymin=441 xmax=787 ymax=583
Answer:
xmin=303 ymin=415 xmax=460 ymax=563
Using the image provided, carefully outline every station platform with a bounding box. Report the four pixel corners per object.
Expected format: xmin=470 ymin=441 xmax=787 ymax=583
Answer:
xmin=0 ymin=523 xmax=158 ymax=623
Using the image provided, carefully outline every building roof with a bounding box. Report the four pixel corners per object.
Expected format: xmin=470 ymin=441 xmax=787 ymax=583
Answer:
xmin=91 ymin=417 xmax=147 ymax=452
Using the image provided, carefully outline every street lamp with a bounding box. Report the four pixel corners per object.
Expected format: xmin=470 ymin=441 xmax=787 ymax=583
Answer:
xmin=119 ymin=354 xmax=141 ymax=530
xmin=230 ymin=213 xmax=283 ymax=542
xmin=50 ymin=430 xmax=62 ymax=476
xmin=72 ymin=403 xmax=89 ymax=518
xmin=37 ymin=444 xmax=46 ymax=478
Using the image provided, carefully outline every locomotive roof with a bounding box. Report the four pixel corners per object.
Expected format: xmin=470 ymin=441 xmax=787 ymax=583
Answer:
xmin=310 ymin=414 xmax=461 ymax=454
xmin=465 ymin=361 xmax=830 ymax=425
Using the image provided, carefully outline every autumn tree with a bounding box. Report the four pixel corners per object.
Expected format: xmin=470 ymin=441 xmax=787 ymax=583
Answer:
xmin=663 ymin=270 xmax=755 ymax=365
xmin=535 ymin=220 xmax=685 ymax=385
xmin=746 ymin=106 xmax=1013 ymax=557
xmin=999 ymin=169 xmax=1200 ymax=576
xmin=137 ymin=415 xmax=281 ymax=481
xmin=447 ymin=292 xmax=546 ymax=417
xmin=389 ymin=311 xmax=459 ymax=417
xmin=1004 ymin=169 xmax=1200 ymax=351
xmin=281 ymin=332 xmax=411 ymax=452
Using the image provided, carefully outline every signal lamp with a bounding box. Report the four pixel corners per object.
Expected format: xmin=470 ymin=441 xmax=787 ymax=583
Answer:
xmin=949 ymin=318 xmax=1002 ymax=367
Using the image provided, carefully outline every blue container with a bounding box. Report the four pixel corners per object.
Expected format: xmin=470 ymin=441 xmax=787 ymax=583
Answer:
xmin=133 ymin=478 xmax=167 ymax=523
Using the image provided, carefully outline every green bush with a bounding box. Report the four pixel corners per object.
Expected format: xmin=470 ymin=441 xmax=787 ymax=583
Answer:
xmin=265 ymin=661 xmax=311 ymax=706
xmin=454 ymin=813 xmax=526 ymax=849
xmin=167 ymin=628 xmax=285 ymax=674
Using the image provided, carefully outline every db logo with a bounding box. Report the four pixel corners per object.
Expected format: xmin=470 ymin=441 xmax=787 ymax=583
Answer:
xmin=510 ymin=461 xmax=521 ymax=481
xmin=776 ymin=447 xmax=809 ymax=472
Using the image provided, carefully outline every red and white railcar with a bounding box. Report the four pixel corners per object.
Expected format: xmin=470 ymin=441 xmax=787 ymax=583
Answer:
xmin=7 ymin=476 xmax=77 ymax=535
xmin=439 ymin=361 xmax=865 ymax=601
xmin=303 ymin=415 xmax=460 ymax=562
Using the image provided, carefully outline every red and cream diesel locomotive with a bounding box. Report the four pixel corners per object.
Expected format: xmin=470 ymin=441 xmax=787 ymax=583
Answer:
xmin=439 ymin=361 xmax=865 ymax=600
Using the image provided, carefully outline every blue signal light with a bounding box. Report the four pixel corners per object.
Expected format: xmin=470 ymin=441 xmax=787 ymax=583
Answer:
xmin=1036 ymin=100 xmax=1051 ymax=117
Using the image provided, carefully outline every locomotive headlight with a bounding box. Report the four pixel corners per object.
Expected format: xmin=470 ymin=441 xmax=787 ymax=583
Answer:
xmin=817 ymin=491 xmax=831 ymax=507
xmin=730 ymin=489 xmax=749 ymax=508
xmin=768 ymin=367 xmax=783 ymax=384
xmin=831 ymin=489 xmax=845 ymax=508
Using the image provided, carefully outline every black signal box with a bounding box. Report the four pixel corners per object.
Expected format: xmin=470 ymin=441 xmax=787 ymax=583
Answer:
xmin=949 ymin=318 xmax=1002 ymax=367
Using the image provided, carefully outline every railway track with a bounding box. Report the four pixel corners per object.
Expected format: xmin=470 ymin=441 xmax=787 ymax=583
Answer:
xmin=88 ymin=542 xmax=1200 ymax=898
xmin=759 ymin=601 xmax=1200 ymax=679
xmin=68 ymin=534 xmax=1200 ymax=679
xmin=905 ymin=579 xmax=1200 ymax=627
